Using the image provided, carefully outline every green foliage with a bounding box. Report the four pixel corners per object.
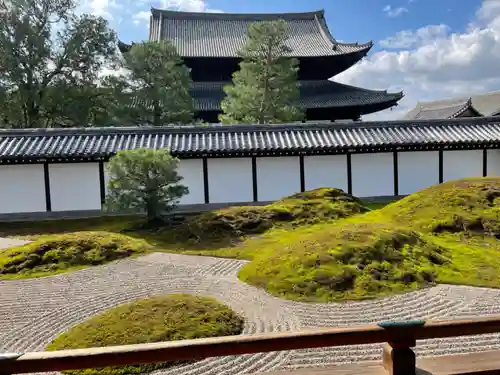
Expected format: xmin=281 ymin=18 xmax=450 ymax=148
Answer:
xmin=115 ymin=41 xmax=194 ymax=126
xmin=380 ymin=177 xmax=500 ymax=236
xmin=238 ymin=219 xmax=449 ymax=301
xmin=167 ymin=188 xmax=367 ymax=247
xmin=47 ymin=294 xmax=244 ymax=375
xmin=0 ymin=231 xmax=150 ymax=278
xmin=219 ymin=20 xmax=303 ymax=124
xmin=105 ymin=148 xmax=188 ymax=221
xmin=236 ymin=177 xmax=500 ymax=301
xmin=0 ymin=0 xmax=118 ymax=128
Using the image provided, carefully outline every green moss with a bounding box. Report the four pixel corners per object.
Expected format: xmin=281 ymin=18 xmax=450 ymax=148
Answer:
xmin=0 ymin=231 xmax=151 ymax=278
xmin=380 ymin=177 xmax=500 ymax=236
xmin=47 ymin=294 xmax=244 ymax=375
xmin=237 ymin=177 xmax=500 ymax=301
xmin=238 ymin=217 xmax=449 ymax=301
xmin=163 ymin=188 xmax=368 ymax=247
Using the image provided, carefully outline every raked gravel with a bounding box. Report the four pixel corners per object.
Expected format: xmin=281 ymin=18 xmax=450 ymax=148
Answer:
xmin=2 ymin=252 xmax=500 ymax=375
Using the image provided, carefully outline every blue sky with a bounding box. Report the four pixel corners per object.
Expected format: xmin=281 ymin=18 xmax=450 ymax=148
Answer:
xmin=91 ymin=0 xmax=500 ymax=120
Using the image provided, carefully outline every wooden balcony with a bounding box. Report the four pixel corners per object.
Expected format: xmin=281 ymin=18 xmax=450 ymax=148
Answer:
xmin=2 ymin=317 xmax=500 ymax=375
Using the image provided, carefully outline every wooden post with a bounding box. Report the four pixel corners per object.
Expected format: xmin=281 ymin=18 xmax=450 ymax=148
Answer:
xmin=382 ymin=341 xmax=416 ymax=375
xmin=0 ymin=353 xmax=23 ymax=375
xmin=378 ymin=320 xmax=425 ymax=375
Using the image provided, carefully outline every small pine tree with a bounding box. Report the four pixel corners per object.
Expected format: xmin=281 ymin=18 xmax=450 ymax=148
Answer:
xmin=118 ymin=41 xmax=194 ymax=126
xmin=105 ymin=148 xmax=188 ymax=222
xmin=219 ymin=20 xmax=303 ymax=124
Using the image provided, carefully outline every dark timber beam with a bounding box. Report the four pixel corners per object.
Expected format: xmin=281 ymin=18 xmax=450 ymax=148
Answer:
xmin=98 ymin=161 xmax=106 ymax=206
xmin=393 ymin=151 xmax=399 ymax=196
xmin=483 ymin=149 xmax=488 ymax=177
xmin=299 ymin=155 xmax=305 ymax=192
xmin=252 ymin=156 xmax=258 ymax=202
xmin=346 ymin=153 xmax=353 ymax=195
xmin=202 ymin=157 xmax=209 ymax=204
xmin=43 ymin=162 xmax=51 ymax=212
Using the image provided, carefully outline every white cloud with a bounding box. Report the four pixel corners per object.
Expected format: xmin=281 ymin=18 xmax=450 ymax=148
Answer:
xmin=383 ymin=5 xmax=408 ymax=18
xmin=159 ymin=0 xmax=222 ymax=12
xmin=132 ymin=10 xmax=150 ymax=25
xmin=336 ymin=0 xmax=500 ymax=120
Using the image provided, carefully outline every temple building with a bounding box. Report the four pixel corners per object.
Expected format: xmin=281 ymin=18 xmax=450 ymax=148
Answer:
xmin=119 ymin=8 xmax=403 ymax=122
xmin=403 ymin=91 xmax=500 ymax=120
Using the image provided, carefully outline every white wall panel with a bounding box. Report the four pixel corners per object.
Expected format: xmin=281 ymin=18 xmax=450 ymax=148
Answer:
xmin=351 ymin=153 xmax=394 ymax=197
xmin=304 ymin=155 xmax=348 ymax=191
xmin=0 ymin=165 xmax=46 ymax=214
xmin=443 ymin=150 xmax=482 ymax=182
xmin=256 ymin=156 xmax=300 ymax=201
xmin=487 ymin=149 xmax=500 ymax=176
xmin=207 ymin=158 xmax=253 ymax=203
xmin=49 ymin=163 xmax=101 ymax=211
xmin=398 ymin=151 xmax=439 ymax=195
xmin=177 ymin=159 xmax=205 ymax=205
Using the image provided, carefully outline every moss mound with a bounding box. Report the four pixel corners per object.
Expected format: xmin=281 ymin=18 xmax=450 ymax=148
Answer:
xmin=381 ymin=177 xmax=500 ymax=237
xmin=168 ymin=188 xmax=368 ymax=245
xmin=239 ymin=219 xmax=449 ymax=301
xmin=0 ymin=231 xmax=151 ymax=277
xmin=47 ymin=294 xmax=244 ymax=375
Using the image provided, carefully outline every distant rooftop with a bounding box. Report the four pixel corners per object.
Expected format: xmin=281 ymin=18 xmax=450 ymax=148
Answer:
xmin=147 ymin=8 xmax=372 ymax=58
xmin=403 ymin=91 xmax=500 ymax=120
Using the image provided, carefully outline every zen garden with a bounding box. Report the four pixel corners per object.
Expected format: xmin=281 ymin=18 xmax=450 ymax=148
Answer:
xmin=1 ymin=0 xmax=500 ymax=375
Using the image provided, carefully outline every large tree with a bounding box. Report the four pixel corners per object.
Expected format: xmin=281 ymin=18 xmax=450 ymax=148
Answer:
xmin=115 ymin=41 xmax=194 ymax=126
xmin=0 ymin=0 xmax=118 ymax=128
xmin=105 ymin=148 xmax=188 ymax=222
xmin=219 ymin=20 xmax=303 ymax=124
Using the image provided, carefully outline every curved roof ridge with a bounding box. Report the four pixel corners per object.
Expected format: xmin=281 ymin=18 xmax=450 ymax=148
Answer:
xmin=312 ymin=11 xmax=372 ymax=53
xmin=150 ymin=7 xmax=325 ymax=20
xmin=328 ymin=80 xmax=403 ymax=96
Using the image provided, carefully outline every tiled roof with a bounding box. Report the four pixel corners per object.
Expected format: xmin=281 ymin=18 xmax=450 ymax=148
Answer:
xmin=130 ymin=80 xmax=403 ymax=112
xmin=411 ymin=99 xmax=478 ymax=120
xmin=403 ymin=91 xmax=500 ymax=120
xmin=1 ymin=117 xmax=499 ymax=161
xmin=148 ymin=8 xmax=372 ymax=58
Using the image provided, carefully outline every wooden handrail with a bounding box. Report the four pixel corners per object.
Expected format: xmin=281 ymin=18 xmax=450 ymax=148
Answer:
xmin=2 ymin=316 xmax=500 ymax=374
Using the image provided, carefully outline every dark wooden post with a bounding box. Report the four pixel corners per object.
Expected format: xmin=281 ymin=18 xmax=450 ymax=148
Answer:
xmin=0 ymin=353 xmax=23 ymax=375
xmin=378 ymin=320 xmax=425 ymax=375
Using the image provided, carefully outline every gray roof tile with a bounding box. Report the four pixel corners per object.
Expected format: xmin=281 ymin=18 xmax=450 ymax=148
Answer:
xmin=131 ymin=80 xmax=403 ymax=112
xmin=149 ymin=8 xmax=372 ymax=57
xmin=0 ymin=117 xmax=499 ymax=161
xmin=403 ymin=91 xmax=500 ymax=120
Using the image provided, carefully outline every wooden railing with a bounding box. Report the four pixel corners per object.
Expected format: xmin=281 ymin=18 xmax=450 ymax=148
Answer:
xmin=2 ymin=317 xmax=500 ymax=375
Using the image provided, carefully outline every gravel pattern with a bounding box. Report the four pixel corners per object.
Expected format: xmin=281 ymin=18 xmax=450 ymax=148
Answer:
xmin=1 ymin=252 xmax=500 ymax=375
xmin=0 ymin=238 xmax=30 ymax=250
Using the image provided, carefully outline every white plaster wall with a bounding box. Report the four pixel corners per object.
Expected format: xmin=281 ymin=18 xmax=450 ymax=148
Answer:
xmin=487 ymin=149 xmax=500 ymax=176
xmin=443 ymin=150 xmax=483 ymax=182
xmin=0 ymin=164 xmax=46 ymax=214
xmin=177 ymin=159 xmax=205 ymax=205
xmin=207 ymin=158 xmax=253 ymax=203
xmin=256 ymin=156 xmax=300 ymax=201
xmin=398 ymin=151 xmax=439 ymax=195
xmin=351 ymin=153 xmax=394 ymax=197
xmin=49 ymin=163 xmax=101 ymax=211
xmin=304 ymin=155 xmax=348 ymax=191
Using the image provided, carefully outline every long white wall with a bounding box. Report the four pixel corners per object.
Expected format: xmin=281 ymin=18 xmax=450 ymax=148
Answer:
xmin=207 ymin=158 xmax=253 ymax=203
xmin=1 ymin=148 xmax=500 ymax=215
xmin=0 ymin=165 xmax=46 ymax=214
xmin=351 ymin=153 xmax=394 ymax=197
xmin=443 ymin=150 xmax=483 ymax=182
xmin=256 ymin=156 xmax=300 ymax=201
xmin=49 ymin=163 xmax=101 ymax=211
xmin=398 ymin=151 xmax=439 ymax=195
xmin=304 ymin=155 xmax=348 ymax=191
xmin=487 ymin=149 xmax=500 ymax=176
